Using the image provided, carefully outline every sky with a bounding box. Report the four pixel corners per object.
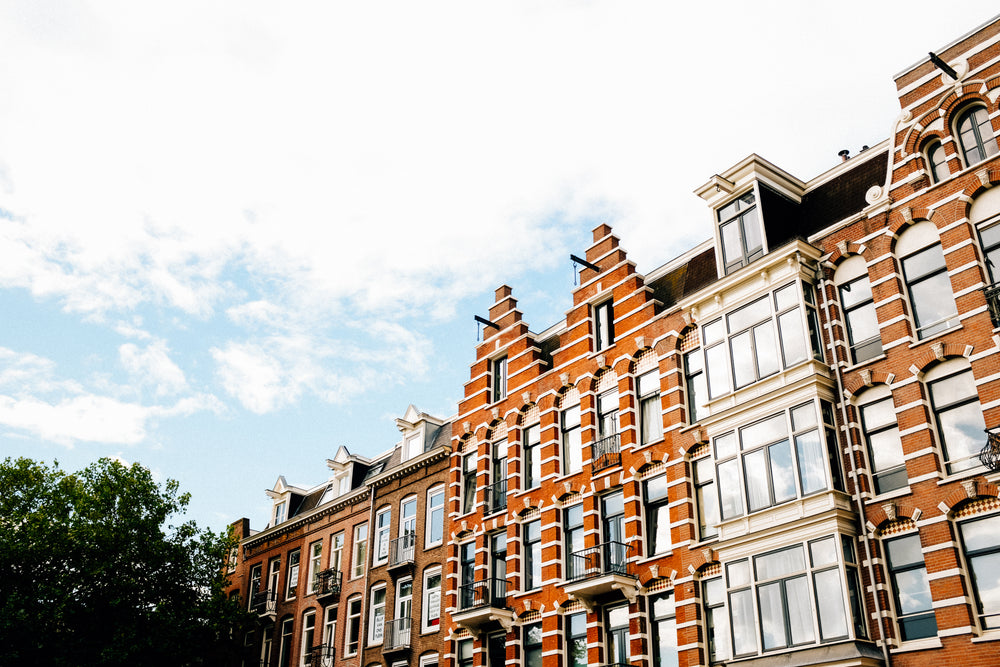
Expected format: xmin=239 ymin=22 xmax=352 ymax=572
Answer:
xmin=1 ymin=2 xmax=997 ymax=534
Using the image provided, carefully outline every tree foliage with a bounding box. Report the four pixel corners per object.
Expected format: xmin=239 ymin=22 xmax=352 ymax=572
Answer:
xmin=0 ymin=457 xmax=249 ymax=667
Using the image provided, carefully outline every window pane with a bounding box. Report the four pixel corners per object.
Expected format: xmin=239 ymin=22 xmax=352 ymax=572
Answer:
xmin=844 ymin=303 xmax=879 ymax=349
xmin=809 ymin=538 xmax=838 ymax=567
xmin=756 ymin=546 xmax=805 ymax=580
xmin=743 ymin=449 xmax=769 ymax=512
xmin=705 ymin=343 xmax=730 ymax=397
xmin=727 ymin=560 xmax=750 ymax=587
xmin=758 ymin=582 xmax=788 ymax=649
xmin=909 ymin=271 xmax=957 ymax=336
xmin=715 ymin=431 xmax=738 ymax=460
xmin=968 ymin=551 xmax=1000 ymax=628
xmin=754 ymin=321 xmax=780 ymax=377
xmin=814 ymin=569 xmax=849 ymax=639
xmin=727 ymin=297 xmax=770 ymax=332
xmin=718 ymin=458 xmax=743 ymax=519
xmin=840 ymin=276 xmax=873 ymax=309
xmin=642 ymin=394 xmax=662 ymax=443
xmin=774 ymin=283 xmax=798 ymax=311
xmin=886 ymin=535 xmax=924 ymax=568
xmin=721 ymin=220 xmax=743 ymax=266
xmin=786 ymin=576 xmax=816 ymax=644
xmin=867 ymin=427 xmax=904 ymax=473
xmin=769 ymin=440 xmax=796 ymax=503
xmin=938 ymin=401 xmax=987 ymax=473
xmin=730 ymin=330 xmax=755 ymax=388
xmin=777 ymin=309 xmax=807 ymax=366
xmin=894 ymin=568 xmax=933 ymax=615
xmin=730 ymin=589 xmax=756 ymax=655
xmin=791 ymin=403 xmax=817 ymax=431
xmin=703 ymin=319 xmax=724 ymax=345
xmin=742 ymin=415 xmax=786 ymax=450
xmin=795 ymin=430 xmax=827 ymax=495
xmin=742 ymin=207 xmax=762 ymax=256
xmin=903 ymin=244 xmax=947 ymax=281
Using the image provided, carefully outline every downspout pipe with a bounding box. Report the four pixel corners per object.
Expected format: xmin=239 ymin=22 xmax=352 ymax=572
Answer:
xmin=816 ymin=263 xmax=892 ymax=667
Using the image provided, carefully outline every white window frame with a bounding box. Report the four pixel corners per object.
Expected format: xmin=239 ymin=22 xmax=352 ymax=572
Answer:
xmin=345 ymin=595 xmax=362 ymax=656
xmin=425 ymin=485 xmax=445 ymax=548
xmin=300 ymin=609 xmax=316 ymax=667
xmin=330 ymin=531 xmax=344 ymax=573
xmin=422 ymin=566 xmax=442 ymax=633
xmin=368 ymin=583 xmax=387 ymax=646
xmin=307 ymin=540 xmax=323 ymax=595
xmin=351 ymin=522 xmax=368 ymax=579
xmin=286 ymin=548 xmax=300 ymax=600
xmin=373 ymin=506 xmax=392 ymax=566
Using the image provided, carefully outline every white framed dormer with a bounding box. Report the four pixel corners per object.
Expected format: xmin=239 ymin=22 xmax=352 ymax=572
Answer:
xmin=695 ymin=155 xmax=807 ymax=280
xmin=325 ymin=446 xmax=361 ymax=502
xmin=395 ymin=404 xmax=444 ymax=463
xmin=265 ymin=476 xmax=308 ymax=528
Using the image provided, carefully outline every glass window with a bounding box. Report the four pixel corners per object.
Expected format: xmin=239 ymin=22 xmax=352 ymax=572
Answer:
xmin=278 ymin=617 xmax=294 ymax=667
xmin=274 ymin=500 xmax=287 ymax=525
xmin=286 ymin=549 xmax=300 ymax=599
xmin=566 ymin=612 xmax=588 ymax=667
xmin=351 ymin=523 xmax=368 ymax=579
xmin=606 ymin=605 xmax=630 ymax=665
xmin=427 ymin=485 xmax=445 ymax=546
xmin=980 ymin=220 xmax=1000 ymax=284
xmin=684 ymin=349 xmax=707 ymax=423
xmin=959 ymin=514 xmax=1000 ymax=629
xmin=957 ymin=106 xmax=999 ymax=167
xmin=523 ymin=622 xmax=543 ymax=667
xmin=457 ymin=639 xmax=474 ymax=667
xmin=330 ymin=532 xmax=344 ymax=574
xmin=524 ymin=519 xmax=542 ymax=590
xmin=422 ymin=567 xmax=442 ymax=632
xmin=703 ymin=576 xmax=730 ymax=662
xmin=839 ymin=275 xmax=882 ymax=364
xmin=368 ymin=585 xmax=386 ymax=645
xmin=719 ymin=191 xmax=763 ymax=275
xmin=595 ymin=300 xmax=615 ymax=351
xmin=374 ymin=507 xmax=391 ymax=565
xmin=929 ymin=368 xmax=987 ymax=473
xmin=885 ymin=534 xmax=937 ymax=641
xmin=345 ymin=596 xmax=362 ymax=656
xmin=492 ymin=355 xmax=508 ymax=403
xmin=300 ymin=610 xmax=316 ymax=667
xmin=651 ymin=593 xmax=678 ymax=667
xmin=248 ymin=563 xmax=262 ymax=609
xmin=926 ymin=140 xmax=951 ymax=183
xmin=645 ymin=474 xmax=671 ymax=556
xmin=459 ymin=541 xmax=475 ymax=609
xmin=638 ymin=371 xmax=663 ymax=444
xmin=564 ymin=504 xmax=585 ymax=580
xmin=523 ymin=423 xmax=541 ymax=489
xmin=462 ymin=452 xmax=477 ymax=514
xmin=859 ymin=395 xmax=906 ymax=494
xmin=694 ymin=456 xmax=719 ymax=540
xmin=901 ymin=242 xmax=957 ymax=338
xmin=562 ymin=403 xmax=582 ymax=475
xmin=704 ymin=283 xmax=811 ymax=397
xmin=307 ymin=540 xmax=323 ymax=594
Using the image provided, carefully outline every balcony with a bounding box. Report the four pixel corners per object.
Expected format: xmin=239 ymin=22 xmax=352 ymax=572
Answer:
xmin=306 ymin=644 xmax=335 ymax=667
xmin=981 ymin=429 xmax=1000 ymax=472
xmin=384 ymin=617 xmax=412 ymax=654
xmin=484 ymin=478 xmax=507 ymax=515
xmin=451 ymin=578 xmax=514 ymax=632
xmin=563 ymin=542 xmax=638 ymax=606
xmin=984 ymin=283 xmax=1000 ymax=328
xmin=315 ymin=568 xmax=342 ymax=602
xmin=250 ymin=590 xmax=277 ymax=619
xmin=388 ymin=534 xmax=415 ymax=572
xmin=591 ymin=433 xmax=621 ymax=473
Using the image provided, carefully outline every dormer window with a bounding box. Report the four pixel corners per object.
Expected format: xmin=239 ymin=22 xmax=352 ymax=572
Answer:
xmin=719 ymin=191 xmax=762 ymax=275
xmin=274 ymin=500 xmax=287 ymax=525
xmin=956 ymin=105 xmax=998 ymax=168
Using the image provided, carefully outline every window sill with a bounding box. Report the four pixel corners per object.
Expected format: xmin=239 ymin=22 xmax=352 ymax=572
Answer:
xmin=907 ymin=322 xmax=963 ymax=349
xmin=937 ymin=465 xmax=989 ymax=486
xmin=889 ymin=637 xmax=942 ymax=653
xmin=864 ymin=486 xmax=913 ymax=504
xmin=841 ymin=353 xmax=887 ymax=374
xmin=420 ymin=627 xmax=441 ymax=636
xmin=971 ymin=628 xmax=1000 ymax=643
xmin=636 ymin=551 xmax=673 ymax=565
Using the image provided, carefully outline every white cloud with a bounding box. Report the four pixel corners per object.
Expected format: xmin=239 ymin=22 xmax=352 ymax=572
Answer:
xmin=119 ymin=341 xmax=188 ymax=397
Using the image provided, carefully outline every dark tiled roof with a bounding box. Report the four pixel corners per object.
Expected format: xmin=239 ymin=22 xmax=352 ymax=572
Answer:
xmin=647 ymin=246 xmax=718 ymax=308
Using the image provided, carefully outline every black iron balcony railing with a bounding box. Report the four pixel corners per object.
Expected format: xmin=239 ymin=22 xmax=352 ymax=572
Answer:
xmin=981 ymin=429 xmax=1000 ymax=472
xmin=592 ymin=433 xmax=621 ymax=472
xmin=384 ymin=617 xmax=412 ymax=652
xmin=983 ymin=283 xmax=1000 ymax=328
xmin=307 ymin=644 xmax=335 ymax=667
xmin=458 ymin=577 xmax=509 ymax=611
xmin=567 ymin=541 xmax=633 ymax=583
xmin=389 ymin=533 xmax=415 ymax=568
xmin=250 ymin=589 xmax=277 ymax=617
xmin=315 ymin=568 xmax=342 ymax=600
xmin=484 ymin=478 xmax=507 ymax=515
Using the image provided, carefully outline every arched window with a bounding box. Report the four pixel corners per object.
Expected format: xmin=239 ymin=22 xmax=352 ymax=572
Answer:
xmin=924 ymin=358 xmax=986 ymax=474
xmin=956 ymin=106 xmax=999 ymax=167
xmin=896 ymin=221 xmax=958 ymax=339
xmin=924 ymin=140 xmax=950 ymax=183
xmin=854 ymin=385 xmax=905 ymax=494
xmin=834 ymin=255 xmax=882 ymax=363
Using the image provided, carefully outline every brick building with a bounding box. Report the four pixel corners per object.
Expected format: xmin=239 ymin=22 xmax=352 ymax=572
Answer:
xmin=442 ymin=13 xmax=1000 ymax=667
xmin=226 ymin=406 xmax=451 ymax=667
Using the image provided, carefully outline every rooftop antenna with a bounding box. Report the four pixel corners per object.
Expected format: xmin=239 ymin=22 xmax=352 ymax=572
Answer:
xmin=475 ymin=315 xmax=499 ymax=341
xmin=570 ymin=254 xmax=601 ymax=286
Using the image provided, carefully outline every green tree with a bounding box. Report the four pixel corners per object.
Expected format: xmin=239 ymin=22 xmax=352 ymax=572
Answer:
xmin=0 ymin=457 xmax=250 ymax=667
